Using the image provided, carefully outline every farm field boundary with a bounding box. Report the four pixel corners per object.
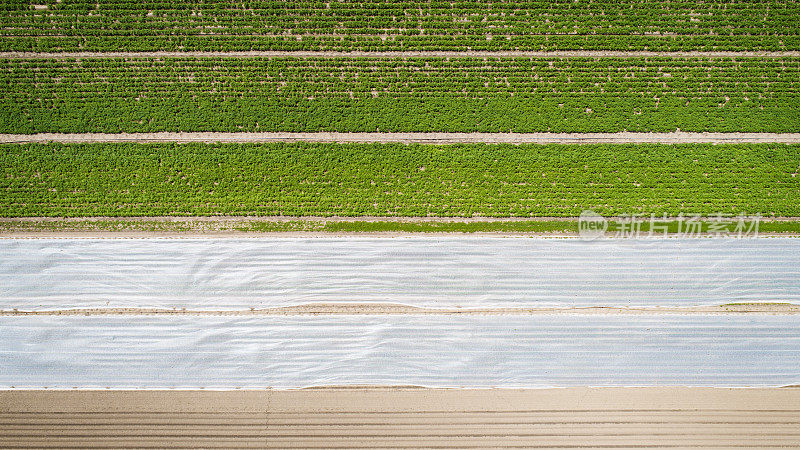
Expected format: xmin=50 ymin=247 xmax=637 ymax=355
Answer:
xmin=4 ymin=132 xmax=800 ymax=145
xmin=4 ymin=51 xmax=800 ymax=59
xmin=2 ymin=217 xmax=798 ymax=236
xmin=2 ymin=304 xmax=799 ymax=316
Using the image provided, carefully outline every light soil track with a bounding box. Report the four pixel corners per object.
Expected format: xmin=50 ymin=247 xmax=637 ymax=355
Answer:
xmin=2 ymin=303 xmax=799 ymax=316
xmin=4 ymin=132 xmax=800 ymax=145
xmin=1 ymin=215 xmax=789 ymax=223
xmin=0 ymin=216 xmax=581 ymax=224
xmin=3 ymin=50 xmax=800 ymax=59
xmin=2 ymin=388 xmax=799 ymax=448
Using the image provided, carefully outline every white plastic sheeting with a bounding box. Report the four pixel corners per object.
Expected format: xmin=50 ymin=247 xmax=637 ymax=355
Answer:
xmin=1 ymin=314 xmax=798 ymax=389
xmin=1 ymin=237 xmax=798 ymax=310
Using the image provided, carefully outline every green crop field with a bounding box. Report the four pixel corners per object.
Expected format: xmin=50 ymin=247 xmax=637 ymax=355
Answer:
xmin=2 ymin=142 xmax=798 ymax=217
xmin=1 ymin=0 xmax=799 ymax=52
xmin=1 ymin=1 xmax=799 ymax=225
xmin=3 ymin=57 xmax=799 ymax=133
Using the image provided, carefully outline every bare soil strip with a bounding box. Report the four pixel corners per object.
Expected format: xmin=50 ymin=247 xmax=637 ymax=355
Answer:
xmin=3 ymin=215 xmax=789 ymax=223
xmin=1 ymin=216 xmax=579 ymax=224
xmin=4 ymin=132 xmax=800 ymax=145
xmin=2 ymin=303 xmax=798 ymax=316
xmin=7 ymin=231 xmax=798 ymax=238
xmin=3 ymin=50 xmax=799 ymax=58
xmin=2 ymin=388 xmax=799 ymax=448
xmin=3 ymin=215 xmax=796 ymax=238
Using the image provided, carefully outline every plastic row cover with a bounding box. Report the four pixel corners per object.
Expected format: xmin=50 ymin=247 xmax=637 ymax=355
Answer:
xmin=1 ymin=314 xmax=798 ymax=389
xmin=2 ymin=237 xmax=798 ymax=310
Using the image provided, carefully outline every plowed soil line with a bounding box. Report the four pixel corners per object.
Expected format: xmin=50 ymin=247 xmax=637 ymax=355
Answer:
xmin=3 ymin=304 xmax=799 ymax=316
xmin=4 ymin=132 xmax=800 ymax=145
xmin=3 ymin=388 xmax=799 ymax=450
xmin=3 ymin=50 xmax=800 ymax=58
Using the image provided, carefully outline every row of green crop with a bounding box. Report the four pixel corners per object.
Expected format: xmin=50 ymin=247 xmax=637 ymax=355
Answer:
xmin=15 ymin=55 xmax=795 ymax=69
xmin=2 ymin=143 xmax=798 ymax=217
xmin=3 ymin=1 xmax=797 ymax=37
xmin=2 ymin=0 xmax=799 ymax=51
xmin=3 ymin=57 xmax=798 ymax=133
xmin=3 ymin=34 xmax=800 ymax=53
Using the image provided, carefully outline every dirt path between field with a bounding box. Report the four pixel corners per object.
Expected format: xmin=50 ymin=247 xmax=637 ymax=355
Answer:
xmin=3 ymin=50 xmax=799 ymax=58
xmin=4 ymin=132 xmax=800 ymax=145
xmin=0 ymin=216 xmax=579 ymax=224
xmin=2 ymin=303 xmax=798 ymax=316
xmin=4 ymin=215 xmax=792 ymax=223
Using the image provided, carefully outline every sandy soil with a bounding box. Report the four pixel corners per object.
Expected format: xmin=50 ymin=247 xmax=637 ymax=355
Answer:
xmin=3 ymin=50 xmax=799 ymax=58
xmin=2 ymin=387 xmax=799 ymax=448
xmin=4 ymin=131 xmax=800 ymax=145
xmin=3 ymin=215 xmax=791 ymax=224
xmin=8 ymin=232 xmax=800 ymax=240
xmin=2 ymin=216 xmax=584 ymax=223
xmin=3 ymin=303 xmax=798 ymax=316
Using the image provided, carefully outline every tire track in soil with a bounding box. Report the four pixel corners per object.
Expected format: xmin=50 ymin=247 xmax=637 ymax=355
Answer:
xmin=3 ymin=132 xmax=800 ymax=145
xmin=2 ymin=50 xmax=799 ymax=59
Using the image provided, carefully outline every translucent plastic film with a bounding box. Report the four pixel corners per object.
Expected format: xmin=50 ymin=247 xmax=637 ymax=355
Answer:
xmin=1 ymin=315 xmax=798 ymax=389
xmin=1 ymin=237 xmax=798 ymax=310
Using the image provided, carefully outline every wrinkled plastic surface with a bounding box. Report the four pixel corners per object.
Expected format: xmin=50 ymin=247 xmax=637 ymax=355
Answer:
xmin=1 ymin=314 xmax=798 ymax=389
xmin=1 ymin=237 xmax=798 ymax=310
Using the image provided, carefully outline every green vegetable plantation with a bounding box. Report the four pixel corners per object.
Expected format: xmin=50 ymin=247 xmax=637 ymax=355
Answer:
xmin=1 ymin=0 xmax=798 ymax=52
xmin=2 ymin=143 xmax=797 ymax=217
xmin=0 ymin=1 xmax=798 ymax=224
xmin=3 ymin=57 xmax=798 ymax=133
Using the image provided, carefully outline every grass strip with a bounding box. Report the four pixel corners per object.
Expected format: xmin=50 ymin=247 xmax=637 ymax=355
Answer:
xmin=1 ymin=218 xmax=797 ymax=235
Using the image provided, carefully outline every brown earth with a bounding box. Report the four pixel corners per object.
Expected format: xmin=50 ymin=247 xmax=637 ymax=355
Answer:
xmin=3 ymin=50 xmax=800 ymax=58
xmin=4 ymin=131 xmax=800 ymax=145
xmin=3 ymin=303 xmax=799 ymax=316
xmin=2 ymin=387 xmax=799 ymax=448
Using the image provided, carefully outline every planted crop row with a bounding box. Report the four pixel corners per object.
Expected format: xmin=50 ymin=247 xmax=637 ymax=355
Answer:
xmin=4 ymin=35 xmax=798 ymax=53
xmin=2 ymin=142 xmax=798 ymax=217
xmin=4 ymin=0 xmax=795 ymax=37
xmin=3 ymin=57 xmax=798 ymax=133
xmin=1 ymin=0 xmax=798 ymax=51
